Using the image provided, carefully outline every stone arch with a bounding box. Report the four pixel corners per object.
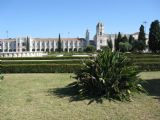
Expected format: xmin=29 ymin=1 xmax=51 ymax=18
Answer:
xmin=74 ymin=48 xmax=77 ymax=51
xmin=69 ymin=48 xmax=72 ymax=52
xmin=64 ymin=48 xmax=67 ymax=52
xmin=41 ymin=48 xmax=44 ymax=51
xmin=51 ymin=48 xmax=54 ymax=52
xmin=46 ymin=48 xmax=49 ymax=52
xmin=78 ymin=48 xmax=82 ymax=52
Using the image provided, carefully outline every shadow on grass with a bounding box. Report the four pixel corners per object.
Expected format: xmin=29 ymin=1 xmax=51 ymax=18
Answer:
xmin=48 ymin=79 xmax=160 ymax=104
xmin=142 ymin=79 xmax=160 ymax=101
xmin=48 ymin=82 xmax=103 ymax=104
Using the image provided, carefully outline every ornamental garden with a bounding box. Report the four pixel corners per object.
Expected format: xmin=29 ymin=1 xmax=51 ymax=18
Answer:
xmin=0 ymin=20 xmax=160 ymax=120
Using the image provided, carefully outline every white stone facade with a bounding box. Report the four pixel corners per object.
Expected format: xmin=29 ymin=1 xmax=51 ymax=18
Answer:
xmin=94 ymin=22 xmax=149 ymax=51
xmin=0 ymin=22 xmax=150 ymax=57
xmin=94 ymin=23 xmax=116 ymax=51
xmin=0 ymin=37 xmax=86 ymax=57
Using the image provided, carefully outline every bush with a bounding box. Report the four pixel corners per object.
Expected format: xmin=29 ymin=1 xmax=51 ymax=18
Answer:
xmin=74 ymin=49 xmax=145 ymax=101
xmin=1 ymin=64 xmax=82 ymax=73
xmin=84 ymin=45 xmax=96 ymax=53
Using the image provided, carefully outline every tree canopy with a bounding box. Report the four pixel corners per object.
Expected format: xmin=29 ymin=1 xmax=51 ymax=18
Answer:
xmin=85 ymin=45 xmax=96 ymax=52
xmin=138 ymin=25 xmax=146 ymax=51
xmin=115 ymin=32 xmax=122 ymax=51
xmin=57 ymin=33 xmax=62 ymax=52
xmin=148 ymin=20 xmax=160 ymax=53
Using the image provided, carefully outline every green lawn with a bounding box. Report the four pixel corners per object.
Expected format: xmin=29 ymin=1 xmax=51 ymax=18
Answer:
xmin=0 ymin=72 xmax=160 ymax=120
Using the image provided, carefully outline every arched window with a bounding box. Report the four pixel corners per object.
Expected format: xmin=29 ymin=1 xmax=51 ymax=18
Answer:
xmin=22 ymin=48 xmax=26 ymax=51
xmin=69 ymin=48 xmax=72 ymax=51
xmin=42 ymin=48 xmax=45 ymax=51
xmin=51 ymin=48 xmax=54 ymax=52
xmin=46 ymin=48 xmax=49 ymax=52
xmin=65 ymin=48 xmax=67 ymax=51
xmin=74 ymin=48 xmax=77 ymax=51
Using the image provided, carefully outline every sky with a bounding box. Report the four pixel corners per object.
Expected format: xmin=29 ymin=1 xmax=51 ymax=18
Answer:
xmin=0 ymin=0 xmax=160 ymax=39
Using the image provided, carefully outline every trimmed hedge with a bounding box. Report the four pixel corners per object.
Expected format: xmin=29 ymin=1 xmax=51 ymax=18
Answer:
xmin=127 ymin=54 xmax=160 ymax=59
xmin=1 ymin=64 xmax=82 ymax=73
xmin=1 ymin=56 xmax=93 ymax=60
xmin=1 ymin=63 xmax=160 ymax=73
xmin=1 ymin=60 xmax=83 ymax=65
xmin=1 ymin=53 xmax=160 ymax=73
xmin=136 ymin=63 xmax=160 ymax=71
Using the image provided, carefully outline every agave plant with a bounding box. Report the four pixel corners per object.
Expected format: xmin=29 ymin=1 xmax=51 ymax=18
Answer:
xmin=75 ymin=49 xmax=144 ymax=101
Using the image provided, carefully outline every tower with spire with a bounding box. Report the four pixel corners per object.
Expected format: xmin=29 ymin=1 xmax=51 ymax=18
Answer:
xmin=85 ymin=29 xmax=90 ymax=46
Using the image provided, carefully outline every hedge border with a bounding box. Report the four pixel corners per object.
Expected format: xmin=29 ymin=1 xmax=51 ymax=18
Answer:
xmin=1 ymin=64 xmax=83 ymax=73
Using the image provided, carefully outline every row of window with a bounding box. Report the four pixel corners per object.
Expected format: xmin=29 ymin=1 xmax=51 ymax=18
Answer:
xmin=0 ymin=42 xmax=82 ymax=47
xmin=0 ymin=48 xmax=82 ymax=52
xmin=32 ymin=48 xmax=82 ymax=52
xmin=32 ymin=42 xmax=81 ymax=47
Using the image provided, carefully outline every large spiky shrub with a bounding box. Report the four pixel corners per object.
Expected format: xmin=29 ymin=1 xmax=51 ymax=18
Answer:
xmin=74 ymin=49 xmax=144 ymax=101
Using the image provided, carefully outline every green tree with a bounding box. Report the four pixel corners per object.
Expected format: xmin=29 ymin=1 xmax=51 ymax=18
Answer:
xmin=57 ymin=33 xmax=62 ymax=52
xmin=129 ymin=35 xmax=135 ymax=44
xmin=121 ymin=35 xmax=128 ymax=43
xmin=148 ymin=20 xmax=160 ymax=53
xmin=138 ymin=25 xmax=146 ymax=51
xmin=119 ymin=42 xmax=132 ymax=52
xmin=85 ymin=45 xmax=95 ymax=52
xmin=26 ymin=36 xmax=30 ymax=51
xmin=131 ymin=40 xmax=139 ymax=52
xmin=115 ymin=32 xmax=122 ymax=51
xmin=128 ymin=35 xmax=135 ymax=52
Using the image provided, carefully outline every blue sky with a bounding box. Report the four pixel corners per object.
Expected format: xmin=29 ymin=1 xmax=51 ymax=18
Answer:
xmin=0 ymin=0 xmax=160 ymax=39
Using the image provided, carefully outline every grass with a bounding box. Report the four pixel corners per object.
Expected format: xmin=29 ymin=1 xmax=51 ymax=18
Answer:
xmin=0 ymin=72 xmax=160 ymax=120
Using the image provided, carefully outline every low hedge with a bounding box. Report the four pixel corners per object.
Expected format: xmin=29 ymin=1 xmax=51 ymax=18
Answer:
xmin=1 ymin=60 xmax=83 ymax=65
xmin=1 ymin=56 xmax=93 ymax=60
xmin=2 ymin=63 xmax=160 ymax=73
xmin=137 ymin=63 xmax=160 ymax=71
xmin=132 ymin=58 xmax=160 ymax=62
xmin=1 ymin=64 xmax=83 ymax=73
xmin=128 ymin=54 xmax=160 ymax=59
xmin=135 ymin=62 xmax=160 ymax=65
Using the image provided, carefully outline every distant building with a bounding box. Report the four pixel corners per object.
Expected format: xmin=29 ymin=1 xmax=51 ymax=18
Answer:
xmin=94 ymin=22 xmax=149 ymax=51
xmin=0 ymin=22 xmax=149 ymax=57
xmin=94 ymin=22 xmax=116 ymax=50
xmin=132 ymin=32 xmax=149 ymax=45
xmin=0 ymin=37 xmax=86 ymax=57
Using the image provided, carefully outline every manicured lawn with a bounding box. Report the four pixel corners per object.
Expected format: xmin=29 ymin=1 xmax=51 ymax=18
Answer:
xmin=0 ymin=73 xmax=160 ymax=120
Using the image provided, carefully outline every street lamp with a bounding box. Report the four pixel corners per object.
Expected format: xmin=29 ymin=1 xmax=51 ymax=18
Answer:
xmin=6 ymin=30 xmax=8 ymax=39
xmin=143 ymin=21 xmax=147 ymax=34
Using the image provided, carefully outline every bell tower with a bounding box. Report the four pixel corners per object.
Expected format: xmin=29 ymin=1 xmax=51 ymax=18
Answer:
xmin=96 ymin=22 xmax=104 ymax=36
